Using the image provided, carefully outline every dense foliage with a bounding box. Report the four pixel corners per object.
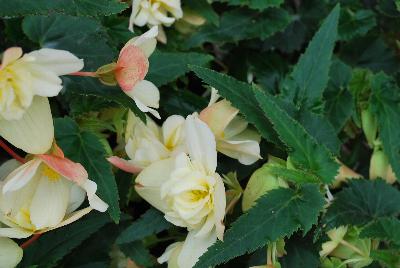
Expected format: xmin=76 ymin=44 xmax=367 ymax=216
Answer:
xmin=0 ymin=0 xmax=400 ymax=267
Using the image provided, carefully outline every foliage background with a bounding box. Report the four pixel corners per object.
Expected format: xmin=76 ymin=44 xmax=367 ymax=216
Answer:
xmin=1 ymin=0 xmax=400 ymax=267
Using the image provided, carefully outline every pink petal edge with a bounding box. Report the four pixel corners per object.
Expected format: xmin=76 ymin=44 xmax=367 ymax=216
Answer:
xmin=107 ymin=156 xmax=142 ymax=174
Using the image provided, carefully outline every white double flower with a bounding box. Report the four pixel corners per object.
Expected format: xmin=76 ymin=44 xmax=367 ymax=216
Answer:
xmin=135 ymin=115 xmax=226 ymax=268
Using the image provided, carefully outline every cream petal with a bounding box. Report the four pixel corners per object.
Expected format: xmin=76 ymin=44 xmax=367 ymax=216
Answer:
xmin=28 ymin=65 xmax=63 ymax=97
xmin=178 ymin=230 xmax=217 ymax=268
xmin=45 ymin=207 xmax=92 ymax=232
xmin=29 ymin=176 xmax=70 ymax=229
xmin=208 ymin=87 xmax=220 ymax=106
xmin=213 ymin=174 xmax=226 ymax=240
xmin=126 ymin=26 xmax=158 ymax=57
xmin=24 ymin=48 xmax=84 ymax=75
xmin=128 ymin=0 xmax=141 ymax=32
xmin=0 ymin=96 xmax=54 ymax=154
xmin=185 ymin=115 xmax=217 ymax=173
xmin=0 ymin=237 xmax=23 ymax=268
xmin=66 ymin=182 xmax=86 ymax=214
xmin=162 ymin=115 xmax=185 ymax=149
xmin=0 ymin=47 xmax=23 ymax=69
xmin=135 ymin=158 xmax=175 ymax=213
xmin=2 ymin=159 xmax=41 ymax=193
xmin=157 ymin=241 xmax=183 ymax=267
xmin=80 ymin=179 xmax=108 ymax=212
xmin=199 ymin=100 xmax=238 ymax=138
xmin=126 ymin=80 xmax=160 ymax=119
xmin=223 ymin=116 xmax=248 ymax=139
xmin=134 ymin=9 xmax=151 ymax=27
xmin=0 ymin=227 xmax=32 ymax=239
xmin=217 ymin=139 xmax=261 ymax=165
xmin=0 ymin=160 xmax=21 ymax=181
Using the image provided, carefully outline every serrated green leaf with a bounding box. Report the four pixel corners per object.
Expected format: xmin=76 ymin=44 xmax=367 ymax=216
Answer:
xmin=186 ymin=8 xmax=291 ymax=47
xmin=190 ymin=65 xmax=280 ymax=144
xmin=324 ymin=180 xmax=400 ymax=228
xmin=63 ymin=76 xmax=145 ymax=121
xmin=254 ymin=89 xmax=339 ymax=183
xmin=370 ymin=72 xmax=400 ymax=181
xmin=19 ymin=213 xmax=110 ymax=268
xmin=147 ymin=51 xmax=213 ymax=87
xmin=215 ymin=0 xmax=283 ymax=10
xmin=0 ymin=0 xmax=127 ymax=18
xmin=266 ymin=165 xmax=321 ymax=184
xmin=281 ymin=4 xmax=340 ymax=110
xmin=361 ymin=218 xmax=400 ymax=246
xmin=55 ymin=118 xmax=120 ymax=222
xmin=280 ymin=235 xmax=320 ymax=268
xmin=120 ymin=242 xmax=154 ymax=267
xmin=22 ymin=15 xmax=117 ymax=69
xmin=116 ymin=208 xmax=171 ymax=245
xmin=339 ymin=9 xmax=376 ymax=41
xmin=194 ymin=185 xmax=324 ymax=268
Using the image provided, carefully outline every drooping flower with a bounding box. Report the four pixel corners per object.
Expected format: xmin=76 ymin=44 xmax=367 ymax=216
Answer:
xmin=0 ymin=47 xmax=84 ymax=154
xmin=135 ymin=115 xmax=226 ymax=267
xmin=0 ymin=145 xmax=108 ymax=238
xmin=0 ymin=237 xmax=23 ymax=268
xmin=128 ymin=0 xmax=183 ymax=32
xmin=108 ymin=111 xmax=185 ymax=173
xmin=199 ymin=89 xmax=261 ymax=165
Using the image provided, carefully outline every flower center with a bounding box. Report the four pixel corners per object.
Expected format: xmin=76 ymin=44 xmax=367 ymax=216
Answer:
xmin=42 ymin=165 xmax=61 ymax=181
xmin=190 ymin=189 xmax=208 ymax=202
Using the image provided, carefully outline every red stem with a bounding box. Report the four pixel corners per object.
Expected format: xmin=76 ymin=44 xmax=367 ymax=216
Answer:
xmin=20 ymin=234 xmax=42 ymax=249
xmin=0 ymin=140 xmax=25 ymax=163
xmin=69 ymin=71 xmax=97 ymax=77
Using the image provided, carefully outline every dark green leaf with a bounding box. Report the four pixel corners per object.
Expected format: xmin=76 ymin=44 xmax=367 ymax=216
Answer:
xmin=116 ymin=208 xmax=171 ymax=245
xmin=0 ymin=0 xmax=127 ymax=18
xmin=324 ymin=180 xmax=400 ymax=228
xmin=120 ymin=242 xmax=154 ymax=267
xmin=194 ymin=185 xmax=324 ymax=268
xmin=55 ymin=118 xmax=120 ymax=222
xmin=215 ymin=0 xmax=283 ymax=10
xmin=339 ymin=9 xmax=376 ymax=41
xmin=185 ymin=0 xmax=219 ymax=26
xmin=361 ymin=218 xmax=400 ymax=246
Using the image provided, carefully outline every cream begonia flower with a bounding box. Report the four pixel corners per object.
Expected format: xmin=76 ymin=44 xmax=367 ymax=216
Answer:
xmin=116 ymin=26 xmax=161 ymax=119
xmin=0 ymin=146 xmax=108 ymax=239
xmin=128 ymin=0 xmax=183 ymax=31
xmin=199 ymin=89 xmax=261 ymax=165
xmin=135 ymin=115 xmax=226 ymax=268
xmin=0 ymin=237 xmax=23 ymax=268
xmin=320 ymin=226 xmax=348 ymax=257
xmin=108 ymin=111 xmax=185 ymax=173
xmin=0 ymin=47 xmax=83 ymax=154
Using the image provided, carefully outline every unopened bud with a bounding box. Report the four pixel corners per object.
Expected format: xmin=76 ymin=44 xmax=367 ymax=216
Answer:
xmin=96 ymin=62 xmax=117 ymax=86
xmin=361 ymin=108 xmax=378 ymax=147
xmin=369 ymin=149 xmax=389 ymax=180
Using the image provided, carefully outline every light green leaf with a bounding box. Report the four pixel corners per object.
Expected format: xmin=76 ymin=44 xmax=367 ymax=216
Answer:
xmin=194 ymin=185 xmax=324 ymax=268
xmin=116 ymin=208 xmax=171 ymax=245
xmin=0 ymin=0 xmax=127 ymax=18
xmin=55 ymin=118 xmax=120 ymax=222
xmin=186 ymin=8 xmax=291 ymax=47
xmin=370 ymin=72 xmax=400 ymax=181
xmin=324 ymin=180 xmax=400 ymax=228
xmin=19 ymin=213 xmax=111 ymax=268
xmin=254 ymin=89 xmax=339 ymax=183
xmin=147 ymin=51 xmax=213 ymax=87
xmin=281 ymin=4 xmax=340 ymax=110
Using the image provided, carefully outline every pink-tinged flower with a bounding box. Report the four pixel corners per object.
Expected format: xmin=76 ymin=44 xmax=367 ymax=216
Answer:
xmin=116 ymin=26 xmax=161 ymax=119
xmin=0 ymin=145 xmax=108 ymax=238
xmin=199 ymin=89 xmax=262 ymax=165
xmin=0 ymin=47 xmax=84 ymax=154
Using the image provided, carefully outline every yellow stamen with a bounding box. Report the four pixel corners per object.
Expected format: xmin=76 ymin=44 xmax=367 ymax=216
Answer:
xmin=42 ymin=165 xmax=61 ymax=181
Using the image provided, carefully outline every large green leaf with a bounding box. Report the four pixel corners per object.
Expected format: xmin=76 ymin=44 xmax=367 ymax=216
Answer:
xmin=147 ymin=51 xmax=213 ymax=87
xmin=116 ymin=208 xmax=171 ymax=245
xmin=185 ymin=0 xmax=219 ymax=26
xmin=281 ymin=4 xmax=340 ymax=110
xmin=186 ymin=8 xmax=291 ymax=47
xmin=361 ymin=218 xmax=400 ymax=247
xmin=324 ymin=180 xmax=400 ymax=228
xmin=215 ymin=0 xmax=283 ymax=10
xmin=22 ymin=15 xmax=117 ymax=69
xmin=0 ymin=0 xmax=127 ymax=18
xmin=190 ymin=65 xmax=280 ymax=144
xmin=55 ymin=118 xmax=120 ymax=222
xmin=254 ymin=89 xmax=339 ymax=183
xmin=194 ymin=185 xmax=324 ymax=268
xmin=19 ymin=213 xmax=111 ymax=268
xmin=338 ymin=9 xmax=376 ymax=41
xmin=370 ymin=72 xmax=400 ymax=181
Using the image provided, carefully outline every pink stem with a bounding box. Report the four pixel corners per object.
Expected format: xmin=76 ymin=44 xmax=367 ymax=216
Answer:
xmin=20 ymin=234 xmax=42 ymax=249
xmin=69 ymin=71 xmax=97 ymax=77
xmin=0 ymin=140 xmax=25 ymax=163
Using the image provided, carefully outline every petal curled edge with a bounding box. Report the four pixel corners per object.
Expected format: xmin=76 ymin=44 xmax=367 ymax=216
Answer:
xmin=2 ymin=159 xmax=41 ymax=193
xmin=126 ymin=80 xmax=160 ymax=119
xmin=0 ymin=96 xmax=54 ymax=154
xmin=107 ymin=156 xmax=142 ymax=174
xmin=0 ymin=47 xmax=23 ymax=69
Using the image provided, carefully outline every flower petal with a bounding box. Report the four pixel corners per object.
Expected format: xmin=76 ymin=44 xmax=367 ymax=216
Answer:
xmin=107 ymin=156 xmax=142 ymax=174
xmin=217 ymin=139 xmax=261 ymax=165
xmin=177 ymin=230 xmax=217 ymax=268
xmin=29 ymin=176 xmax=70 ymax=229
xmin=126 ymin=80 xmax=160 ymax=119
xmin=0 ymin=47 xmax=23 ymax=69
xmin=2 ymin=159 xmax=41 ymax=193
xmin=162 ymin=115 xmax=185 ymax=149
xmin=0 ymin=237 xmax=23 ymax=268
xmin=0 ymin=227 xmax=32 ymax=239
xmin=66 ymin=183 xmax=86 ymax=214
xmin=44 ymin=207 xmax=92 ymax=232
xmin=80 ymin=179 xmax=108 ymax=212
xmin=0 ymin=96 xmax=54 ymax=154
xmin=157 ymin=241 xmax=183 ymax=267
xmin=135 ymin=158 xmax=175 ymax=213
xmin=0 ymin=160 xmax=21 ymax=181
xmin=125 ymin=26 xmax=158 ymax=57
xmin=185 ymin=114 xmax=217 ymax=173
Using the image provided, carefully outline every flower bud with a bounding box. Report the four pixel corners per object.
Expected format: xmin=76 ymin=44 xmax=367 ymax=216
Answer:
xmin=242 ymin=162 xmax=288 ymax=212
xmin=361 ymin=108 xmax=378 ymax=147
xmin=369 ymin=148 xmax=389 ymax=180
xmin=96 ymin=62 xmax=117 ymax=86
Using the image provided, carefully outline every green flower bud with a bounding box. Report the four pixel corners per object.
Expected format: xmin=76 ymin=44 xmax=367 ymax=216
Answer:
xmin=96 ymin=62 xmax=117 ymax=86
xmin=242 ymin=161 xmax=288 ymax=212
xmin=361 ymin=108 xmax=378 ymax=147
xmin=369 ymin=148 xmax=389 ymax=180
